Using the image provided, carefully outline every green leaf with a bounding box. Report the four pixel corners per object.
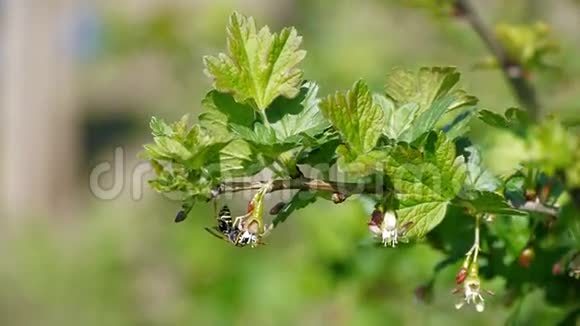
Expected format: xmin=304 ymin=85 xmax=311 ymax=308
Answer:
xmin=150 ymin=116 xmax=173 ymax=137
xmin=203 ymin=12 xmax=306 ymax=110
xmin=463 ymin=146 xmax=501 ymax=192
xmin=206 ymin=139 xmax=264 ymax=178
xmin=385 ymin=66 xmax=460 ymax=114
xmin=384 ymin=133 xmax=466 ymax=238
xmin=273 ymin=191 xmax=317 ymax=226
xmin=383 ymin=67 xmax=477 ymax=142
xmin=267 ymin=82 xmax=329 ymax=142
xmin=144 ymin=117 xmax=230 ymax=172
xmin=157 ymin=137 xmax=192 ymax=161
xmin=199 ymin=90 xmax=255 ymax=138
xmin=297 ymin=134 xmax=341 ymax=172
xmin=459 ymin=191 xmax=528 ymax=216
xmin=376 ymin=94 xmax=420 ymax=140
xmin=442 ymin=108 xmax=477 ymax=140
xmin=398 ymin=94 xmax=458 ymax=142
xmin=231 ymin=122 xmax=298 ymax=156
xmin=478 ymin=108 xmax=528 ymax=132
xmin=397 ymin=202 xmax=448 ymax=239
xmin=319 ymin=80 xmax=385 ymax=156
xmin=336 ymin=147 xmax=390 ymax=178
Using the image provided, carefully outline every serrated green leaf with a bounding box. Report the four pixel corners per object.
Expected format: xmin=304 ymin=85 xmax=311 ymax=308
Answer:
xmin=336 ymin=147 xmax=390 ymax=178
xmin=376 ymin=94 xmax=420 ymax=140
xmin=203 ymin=12 xmax=306 ymax=110
xmin=297 ymin=135 xmax=341 ymax=171
xmin=150 ymin=116 xmax=173 ymax=137
xmin=153 ymin=136 xmax=193 ymax=161
xmin=267 ymin=82 xmax=329 ymax=141
xmin=382 ymin=67 xmax=478 ymax=142
xmin=206 ymin=139 xmax=264 ymax=178
xmin=399 ymin=94 xmax=456 ymax=142
xmin=229 ymin=122 xmax=298 ymax=162
xmin=398 ymin=202 xmax=448 ymax=238
xmin=384 ymin=133 xmax=466 ymax=238
xmin=464 ymin=146 xmax=501 ymax=192
xmin=319 ymin=80 xmax=385 ymax=156
xmin=199 ymin=90 xmax=255 ymax=138
xmin=385 ymin=67 xmax=460 ymax=113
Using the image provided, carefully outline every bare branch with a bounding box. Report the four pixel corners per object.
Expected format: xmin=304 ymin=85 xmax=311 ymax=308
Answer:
xmin=454 ymin=0 xmax=540 ymax=121
xmin=213 ymin=178 xmax=391 ymax=198
xmin=509 ymin=200 xmax=559 ymax=218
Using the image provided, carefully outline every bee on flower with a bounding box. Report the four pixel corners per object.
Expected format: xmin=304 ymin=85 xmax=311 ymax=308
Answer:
xmin=205 ymin=182 xmax=273 ymax=248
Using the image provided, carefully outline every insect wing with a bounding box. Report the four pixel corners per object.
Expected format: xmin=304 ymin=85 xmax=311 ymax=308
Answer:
xmin=204 ymin=227 xmax=228 ymax=241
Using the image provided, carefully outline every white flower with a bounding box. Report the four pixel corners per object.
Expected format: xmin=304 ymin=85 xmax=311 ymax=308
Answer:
xmin=368 ymin=209 xmax=399 ymax=247
xmin=381 ymin=211 xmax=398 ymax=247
xmin=454 ymin=277 xmax=486 ymax=312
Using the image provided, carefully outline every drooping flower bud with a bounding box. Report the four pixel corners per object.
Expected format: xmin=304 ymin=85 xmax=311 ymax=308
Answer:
xmin=456 ymin=267 xmax=468 ymax=285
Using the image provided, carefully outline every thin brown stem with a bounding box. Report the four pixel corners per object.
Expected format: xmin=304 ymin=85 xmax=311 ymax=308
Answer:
xmin=510 ymin=200 xmax=559 ymax=217
xmin=454 ymin=0 xmax=540 ymax=121
xmin=213 ymin=178 xmax=391 ymax=198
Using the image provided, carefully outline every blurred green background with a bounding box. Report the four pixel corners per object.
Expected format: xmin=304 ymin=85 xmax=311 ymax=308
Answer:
xmin=1 ymin=0 xmax=579 ymax=325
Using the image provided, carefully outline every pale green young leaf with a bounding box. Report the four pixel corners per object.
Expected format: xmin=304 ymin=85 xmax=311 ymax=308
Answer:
xmin=152 ymin=137 xmax=192 ymax=161
xmin=336 ymin=147 xmax=390 ymax=178
xmin=375 ymin=94 xmax=420 ymax=140
xmin=319 ymin=80 xmax=385 ymax=156
xmin=384 ymin=133 xmax=466 ymax=238
xmin=150 ymin=116 xmax=173 ymax=137
xmin=203 ymin=12 xmax=306 ymax=111
xmin=267 ymin=82 xmax=329 ymax=141
xmin=463 ymin=146 xmax=501 ymax=192
xmin=385 ymin=66 xmax=460 ymax=113
xmin=206 ymin=139 xmax=264 ymax=178
xmin=382 ymin=67 xmax=478 ymax=142
xmin=199 ymin=90 xmax=255 ymax=138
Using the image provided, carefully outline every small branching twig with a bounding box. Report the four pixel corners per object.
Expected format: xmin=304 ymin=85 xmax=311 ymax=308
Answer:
xmin=454 ymin=0 xmax=540 ymax=121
